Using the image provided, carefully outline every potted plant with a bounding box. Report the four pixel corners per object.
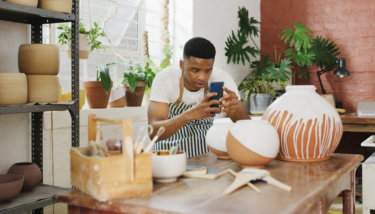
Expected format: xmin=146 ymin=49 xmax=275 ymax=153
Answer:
xmin=225 ymin=7 xmax=292 ymax=114
xmin=82 ymin=63 xmax=112 ymax=108
xmin=57 ymin=21 xmax=104 ymax=59
xmin=122 ymin=61 xmax=155 ymax=106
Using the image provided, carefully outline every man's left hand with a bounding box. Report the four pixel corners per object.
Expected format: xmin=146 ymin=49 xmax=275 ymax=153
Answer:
xmin=219 ymin=87 xmax=240 ymax=115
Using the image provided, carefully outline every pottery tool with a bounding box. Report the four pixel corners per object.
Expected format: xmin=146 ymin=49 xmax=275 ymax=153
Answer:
xmin=169 ymin=145 xmax=179 ymax=155
xmin=223 ymin=168 xmax=292 ymax=195
xmin=124 ymin=136 xmax=134 ymax=181
xmin=143 ymin=126 xmax=165 ymax=153
xmin=183 ymin=167 xmax=229 ymax=180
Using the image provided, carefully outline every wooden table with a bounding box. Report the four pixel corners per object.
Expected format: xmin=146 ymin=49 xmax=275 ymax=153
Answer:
xmin=54 ymin=153 xmax=363 ymax=214
xmin=341 ymin=113 xmax=375 ymax=133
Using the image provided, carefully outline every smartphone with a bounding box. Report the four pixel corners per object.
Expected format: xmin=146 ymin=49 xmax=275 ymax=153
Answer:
xmin=208 ymin=81 xmax=224 ymax=113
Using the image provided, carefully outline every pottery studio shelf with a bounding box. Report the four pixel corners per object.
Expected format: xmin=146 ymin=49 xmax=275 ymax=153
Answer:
xmin=0 ymin=102 xmax=77 ymax=114
xmin=0 ymin=185 xmax=70 ymax=214
xmin=0 ymin=1 xmax=75 ymax=24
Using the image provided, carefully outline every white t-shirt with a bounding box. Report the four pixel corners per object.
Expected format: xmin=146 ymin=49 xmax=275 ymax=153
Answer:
xmin=150 ymin=65 xmax=240 ymax=105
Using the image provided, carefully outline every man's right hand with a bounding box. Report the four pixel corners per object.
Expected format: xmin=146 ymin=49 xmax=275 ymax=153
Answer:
xmin=185 ymin=92 xmax=221 ymax=120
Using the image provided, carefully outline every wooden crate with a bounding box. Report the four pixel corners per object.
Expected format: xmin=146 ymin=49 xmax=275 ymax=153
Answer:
xmin=70 ymin=114 xmax=152 ymax=201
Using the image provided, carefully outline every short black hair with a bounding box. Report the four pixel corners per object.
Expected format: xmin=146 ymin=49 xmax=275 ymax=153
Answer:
xmin=183 ymin=37 xmax=216 ymax=59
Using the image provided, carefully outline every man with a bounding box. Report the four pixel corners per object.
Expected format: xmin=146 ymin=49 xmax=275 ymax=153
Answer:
xmin=148 ymin=37 xmax=250 ymax=158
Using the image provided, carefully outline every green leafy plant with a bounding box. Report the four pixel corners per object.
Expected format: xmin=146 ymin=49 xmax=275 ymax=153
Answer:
xmin=96 ymin=63 xmax=113 ymax=94
xmin=280 ymin=22 xmax=340 ymax=79
xmin=225 ymin=7 xmax=292 ymax=99
xmin=57 ymin=22 xmax=105 ymax=52
xmin=122 ymin=61 xmax=155 ymax=92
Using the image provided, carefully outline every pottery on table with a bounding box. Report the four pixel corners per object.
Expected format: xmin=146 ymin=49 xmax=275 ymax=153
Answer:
xmin=262 ymin=85 xmax=343 ymax=162
xmin=83 ymin=81 xmax=112 ymax=108
xmin=7 ymin=162 xmax=41 ymax=191
xmin=27 ymin=75 xmax=60 ymax=103
xmin=0 ymin=174 xmax=24 ymax=201
xmin=206 ymin=118 xmax=234 ymax=159
xmin=0 ymin=73 xmax=27 ymax=105
xmin=5 ymin=0 xmax=37 ymax=7
xmin=18 ymin=44 xmax=59 ymax=75
xmin=226 ymin=120 xmax=279 ymax=168
xmin=152 ymin=151 xmax=187 ymax=183
xmin=39 ymin=0 xmax=72 ymax=14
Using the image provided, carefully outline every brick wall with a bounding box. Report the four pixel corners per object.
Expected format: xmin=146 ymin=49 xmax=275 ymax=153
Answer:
xmin=261 ymin=0 xmax=375 ymax=112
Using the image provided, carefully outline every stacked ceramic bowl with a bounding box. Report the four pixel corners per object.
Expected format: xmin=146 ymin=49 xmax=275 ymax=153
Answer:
xmin=5 ymin=0 xmax=72 ymax=14
xmin=18 ymin=44 xmax=60 ymax=103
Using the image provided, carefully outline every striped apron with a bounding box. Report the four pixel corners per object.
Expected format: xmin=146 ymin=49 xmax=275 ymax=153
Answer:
xmin=153 ymin=102 xmax=214 ymax=158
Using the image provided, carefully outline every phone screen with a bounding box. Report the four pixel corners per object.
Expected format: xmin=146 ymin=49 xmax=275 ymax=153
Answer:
xmin=208 ymin=81 xmax=224 ymax=113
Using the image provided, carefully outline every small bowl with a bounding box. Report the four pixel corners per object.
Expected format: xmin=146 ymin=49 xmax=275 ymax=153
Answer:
xmin=0 ymin=174 xmax=24 ymax=202
xmin=152 ymin=151 xmax=187 ymax=183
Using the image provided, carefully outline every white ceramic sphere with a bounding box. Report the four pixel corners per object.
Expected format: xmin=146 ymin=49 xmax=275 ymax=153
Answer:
xmin=206 ymin=121 xmax=234 ymax=152
xmin=229 ymin=120 xmax=280 ymax=158
xmin=152 ymin=151 xmax=187 ymax=183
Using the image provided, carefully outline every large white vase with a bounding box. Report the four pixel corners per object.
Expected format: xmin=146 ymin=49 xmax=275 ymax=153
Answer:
xmin=262 ymin=85 xmax=343 ymax=162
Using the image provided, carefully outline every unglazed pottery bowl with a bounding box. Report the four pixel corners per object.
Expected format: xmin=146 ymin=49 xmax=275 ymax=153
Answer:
xmin=27 ymin=75 xmax=60 ymax=103
xmin=8 ymin=162 xmax=42 ymax=191
xmin=5 ymin=0 xmax=38 ymax=7
xmin=18 ymin=44 xmax=59 ymax=75
xmin=152 ymin=150 xmax=187 ymax=183
xmin=226 ymin=120 xmax=279 ymax=168
xmin=206 ymin=118 xmax=234 ymax=159
xmin=39 ymin=0 xmax=72 ymax=14
xmin=0 ymin=73 xmax=27 ymax=105
xmin=0 ymin=174 xmax=24 ymax=201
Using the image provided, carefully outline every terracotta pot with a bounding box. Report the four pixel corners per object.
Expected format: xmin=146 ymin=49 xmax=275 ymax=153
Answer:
xmin=0 ymin=73 xmax=27 ymax=105
xmin=18 ymin=44 xmax=59 ymax=75
xmin=5 ymin=0 xmax=37 ymax=7
xmin=83 ymin=81 xmax=112 ymax=108
xmin=262 ymin=85 xmax=343 ymax=162
xmin=124 ymin=81 xmax=145 ymax=106
xmin=226 ymin=120 xmax=279 ymax=168
xmin=108 ymin=86 xmax=126 ymax=108
xmin=7 ymin=162 xmax=41 ymax=191
xmin=27 ymin=75 xmax=59 ymax=103
xmin=67 ymin=34 xmax=90 ymax=59
xmin=0 ymin=174 xmax=24 ymax=201
xmin=39 ymin=0 xmax=72 ymax=13
xmin=206 ymin=120 xmax=234 ymax=159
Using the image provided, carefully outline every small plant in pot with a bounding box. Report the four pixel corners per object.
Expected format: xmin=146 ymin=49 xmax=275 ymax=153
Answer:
xmin=225 ymin=7 xmax=292 ymax=114
xmin=82 ymin=63 xmax=112 ymax=108
xmin=122 ymin=61 xmax=155 ymax=106
xmin=57 ymin=21 xmax=104 ymax=59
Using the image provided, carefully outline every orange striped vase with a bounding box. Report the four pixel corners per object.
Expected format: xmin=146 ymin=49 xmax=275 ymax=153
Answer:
xmin=262 ymin=85 xmax=343 ymax=162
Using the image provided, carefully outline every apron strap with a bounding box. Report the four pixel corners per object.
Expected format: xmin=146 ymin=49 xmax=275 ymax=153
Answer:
xmin=175 ymin=69 xmax=210 ymax=106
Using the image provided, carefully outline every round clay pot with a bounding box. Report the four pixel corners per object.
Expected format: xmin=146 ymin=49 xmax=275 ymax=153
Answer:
xmin=0 ymin=174 xmax=24 ymax=201
xmin=83 ymin=81 xmax=113 ymax=108
xmin=226 ymin=120 xmax=279 ymax=168
xmin=5 ymin=0 xmax=37 ymax=7
xmin=27 ymin=75 xmax=59 ymax=103
xmin=67 ymin=34 xmax=90 ymax=59
xmin=206 ymin=119 xmax=234 ymax=159
xmin=124 ymin=81 xmax=145 ymax=107
xmin=0 ymin=73 xmax=27 ymax=105
xmin=39 ymin=0 xmax=72 ymax=13
xmin=7 ymin=162 xmax=41 ymax=191
xmin=262 ymin=85 xmax=343 ymax=162
xmin=18 ymin=44 xmax=59 ymax=75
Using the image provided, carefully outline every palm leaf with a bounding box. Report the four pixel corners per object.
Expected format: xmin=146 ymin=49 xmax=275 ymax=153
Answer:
xmin=225 ymin=30 xmax=258 ymax=65
xmin=310 ymin=36 xmax=341 ymax=69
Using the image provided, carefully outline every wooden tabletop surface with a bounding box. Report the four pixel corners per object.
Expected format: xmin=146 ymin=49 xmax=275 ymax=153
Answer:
xmin=54 ymin=153 xmax=363 ymax=214
xmin=340 ymin=113 xmax=375 ymax=132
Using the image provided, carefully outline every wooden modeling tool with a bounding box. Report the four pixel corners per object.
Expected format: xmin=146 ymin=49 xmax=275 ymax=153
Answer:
xmin=143 ymin=126 xmax=165 ymax=153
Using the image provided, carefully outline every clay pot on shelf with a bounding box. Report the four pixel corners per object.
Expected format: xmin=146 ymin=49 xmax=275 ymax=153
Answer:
xmin=226 ymin=120 xmax=279 ymax=168
xmin=7 ymin=162 xmax=41 ymax=191
xmin=0 ymin=73 xmax=27 ymax=105
xmin=206 ymin=119 xmax=234 ymax=159
xmin=5 ymin=0 xmax=38 ymax=7
xmin=0 ymin=174 xmax=24 ymax=202
xmin=67 ymin=34 xmax=90 ymax=59
xmin=18 ymin=44 xmax=59 ymax=75
xmin=27 ymin=75 xmax=60 ymax=103
xmin=83 ymin=81 xmax=112 ymax=108
xmin=262 ymin=85 xmax=343 ymax=162
xmin=108 ymin=86 xmax=126 ymax=108
xmin=124 ymin=81 xmax=146 ymax=107
xmin=39 ymin=0 xmax=72 ymax=14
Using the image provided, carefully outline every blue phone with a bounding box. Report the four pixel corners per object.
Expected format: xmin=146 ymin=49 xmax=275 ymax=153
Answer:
xmin=209 ymin=81 xmax=224 ymax=113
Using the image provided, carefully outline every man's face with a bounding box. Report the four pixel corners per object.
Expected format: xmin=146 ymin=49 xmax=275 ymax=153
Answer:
xmin=180 ymin=56 xmax=214 ymax=91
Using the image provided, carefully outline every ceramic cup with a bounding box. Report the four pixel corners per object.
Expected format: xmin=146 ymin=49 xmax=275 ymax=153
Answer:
xmin=152 ymin=151 xmax=187 ymax=183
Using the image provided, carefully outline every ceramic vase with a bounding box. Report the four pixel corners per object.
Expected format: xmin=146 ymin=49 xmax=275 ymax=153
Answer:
xmin=0 ymin=73 xmax=27 ymax=105
xmin=7 ymin=162 xmax=41 ymax=191
xmin=124 ymin=81 xmax=145 ymax=106
xmin=206 ymin=119 xmax=234 ymax=159
xmin=27 ymin=75 xmax=60 ymax=103
xmin=226 ymin=120 xmax=279 ymax=168
xmin=39 ymin=0 xmax=72 ymax=14
xmin=5 ymin=0 xmax=38 ymax=7
xmin=262 ymin=85 xmax=343 ymax=162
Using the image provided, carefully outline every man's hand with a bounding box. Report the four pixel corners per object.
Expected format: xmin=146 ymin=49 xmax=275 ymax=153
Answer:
xmin=220 ymin=87 xmax=241 ymax=115
xmin=185 ymin=92 xmax=221 ymax=120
